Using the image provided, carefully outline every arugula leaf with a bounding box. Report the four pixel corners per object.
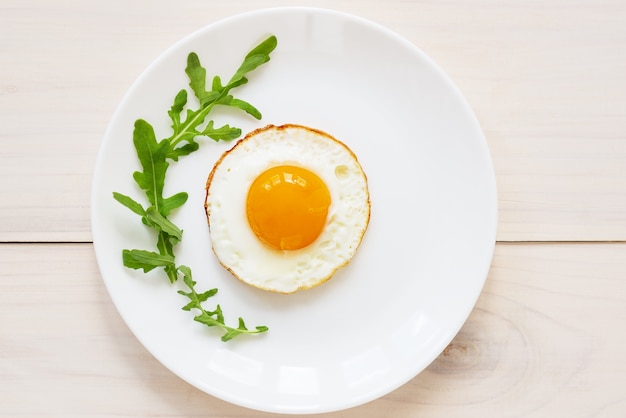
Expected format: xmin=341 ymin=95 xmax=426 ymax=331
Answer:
xmin=168 ymin=89 xmax=188 ymax=132
xmin=185 ymin=53 xmax=214 ymax=107
xmin=122 ymin=249 xmax=175 ymax=272
xmin=113 ymin=36 xmax=276 ymax=341
xmin=160 ymin=192 xmax=188 ymax=217
xmin=144 ymin=207 xmax=182 ymax=242
xmin=131 ymin=120 xmax=170 ymax=210
xmin=227 ymin=35 xmax=277 ymax=88
xmin=202 ymin=120 xmax=242 ymax=142
xmin=112 ymin=192 xmax=145 ymax=217
xmin=228 ymin=97 xmax=262 ymax=120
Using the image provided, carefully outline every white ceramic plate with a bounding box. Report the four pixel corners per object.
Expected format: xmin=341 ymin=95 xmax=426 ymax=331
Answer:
xmin=92 ymin=7 xmax=497 ymax=414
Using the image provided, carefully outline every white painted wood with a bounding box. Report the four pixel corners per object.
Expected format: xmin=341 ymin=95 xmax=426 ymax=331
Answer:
xmin=1 ymin=1 xmax=625 ymax=241
xmin=1 ymin=243 xmax=624 ymax=416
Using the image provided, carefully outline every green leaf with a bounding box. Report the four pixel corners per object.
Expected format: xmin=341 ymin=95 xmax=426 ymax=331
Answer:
xmin=221 ymin=328 xmax=243 ymax=342
xmin=112 ymin=192 xmax=146 ymax=217
xmin=185 ymin=56 xmax=222 ymax=107
xmin=179 ymin=289 xmax=219 ymax=311
xmin=168 ymin=89 xmax=188 ymax=134
xmin=144 ymin=207 xmax=182 ymax=241
xmin=197 ymin=288 xmax=219 ymax=302
xmin=194 ymin=311 xmax=222 ymax=327
xmin=228 ymin=98 xmax=262 ymax=120
xmin=122 ymin=249 xmax=175 ymax=272
xmin=245 ymin=35 xmax=278 ymax=60
xmin=223 ymin=77 xmax=248 ymax=91
xmin=185 ymin=53 xmax=209 ymax=105
xmin=227 ymin=35 xmax=278 ymax=87
xmin=160 ymin=192 xmax=188 ymax=216
xmin=131 ymin=120 xmax=169 ymax=209
xmin=210 ymin=304 xmax=225 ymax=325
xmin=237 ymin=317 xmax=248 ymax=330
xmin=177 ymin=265 xmax=219 ymax=311
xmin=211 ymin=75 xmax=223 ymax=92
xmin=180 ymin=299 xmax=197 ymax=311
xmin=167 ymin=141 xmax=200 ymax=161
xmin=202 ymin=121 xmax=242 ymax=142
xmin=178 ymin=264 xmax=193 ymax=282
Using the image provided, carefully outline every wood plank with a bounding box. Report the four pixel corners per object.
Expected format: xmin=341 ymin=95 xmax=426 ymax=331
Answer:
xmin=1 ymin=242 xmax=624 ymax=416
xmin=1 ymin=1 xmax=625 ymax=242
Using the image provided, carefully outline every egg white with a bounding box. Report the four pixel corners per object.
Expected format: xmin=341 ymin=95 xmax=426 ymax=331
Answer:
xmin=204 ymin=124 xmax=370 ymax=294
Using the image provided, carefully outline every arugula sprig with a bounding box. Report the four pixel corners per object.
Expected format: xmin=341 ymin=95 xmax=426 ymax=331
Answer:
xmin=113 ymin=35 xmax=277 ymax=342
xmin=177 ymin=266 xmax=269 ymax=342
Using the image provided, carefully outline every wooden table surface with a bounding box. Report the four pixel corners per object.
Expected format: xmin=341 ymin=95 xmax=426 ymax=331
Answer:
xmin=2 ymin=1 xmax=626 ymax=416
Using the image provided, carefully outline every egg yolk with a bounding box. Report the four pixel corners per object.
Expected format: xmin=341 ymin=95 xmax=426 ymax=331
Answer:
xmin=246 ymin=165 xmax=331 ymax=251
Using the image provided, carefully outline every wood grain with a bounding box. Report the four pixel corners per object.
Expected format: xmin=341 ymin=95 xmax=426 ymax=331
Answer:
xmin=1 ymin=242 xmax=624 ymax=417
xmin=2 ymin=2 xmax=626 ymax=416
xmin=1 ymin=0 xmax=626 ymax=242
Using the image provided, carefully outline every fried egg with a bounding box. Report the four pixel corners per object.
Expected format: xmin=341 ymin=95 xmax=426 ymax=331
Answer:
xmin=204 ymin=124 xmax=370 ymax=294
